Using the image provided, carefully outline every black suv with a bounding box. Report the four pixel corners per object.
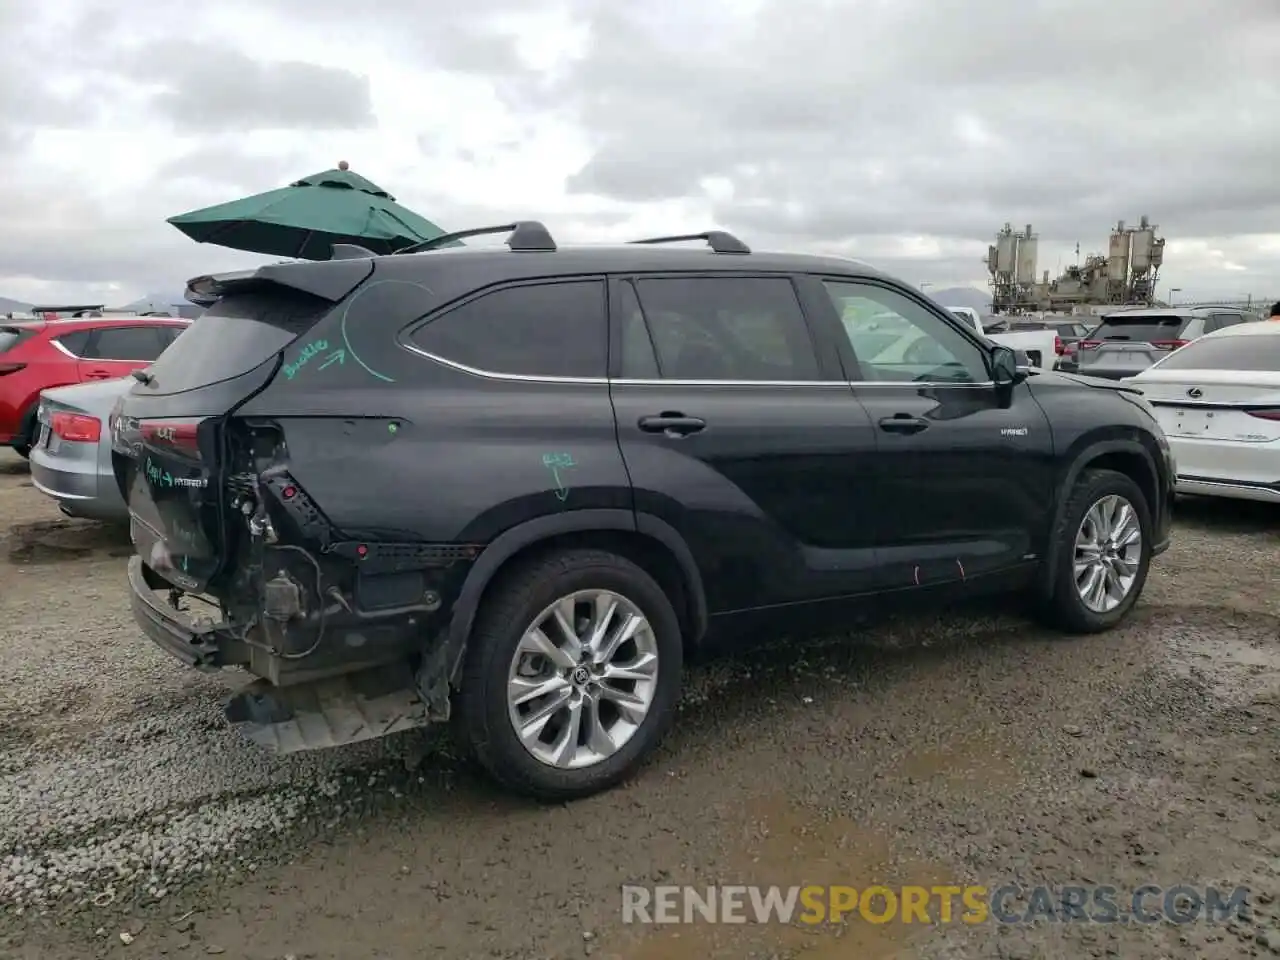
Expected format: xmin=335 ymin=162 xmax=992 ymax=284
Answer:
xmin=112 ymin=223 xmax=1173 ymax=800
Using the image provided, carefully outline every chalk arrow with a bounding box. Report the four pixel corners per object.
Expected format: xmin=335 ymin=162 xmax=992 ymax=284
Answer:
xmin=318 ymin=349 xmax=346 ymax=371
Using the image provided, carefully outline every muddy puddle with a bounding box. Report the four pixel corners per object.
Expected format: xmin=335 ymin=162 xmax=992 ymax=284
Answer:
xmin=4 ymin=518 xmax=132 ymax=564
xmin=1158 ymin=611 xmax=1280 ymax=706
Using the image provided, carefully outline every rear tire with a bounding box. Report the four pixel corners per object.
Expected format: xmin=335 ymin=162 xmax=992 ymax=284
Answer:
xmin=455 ymin=548 xmax=683 ymax=801
xmin=1038 ymin=468 xmax=1151 ymax=634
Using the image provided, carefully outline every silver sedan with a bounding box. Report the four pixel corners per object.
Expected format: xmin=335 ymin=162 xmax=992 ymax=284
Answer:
xmin=29 ymin=376 xmax=133 ymax=522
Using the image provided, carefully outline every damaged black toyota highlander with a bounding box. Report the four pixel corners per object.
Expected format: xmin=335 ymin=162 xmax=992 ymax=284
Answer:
xmin=113 ymin=222 xmax=1173 ymax=801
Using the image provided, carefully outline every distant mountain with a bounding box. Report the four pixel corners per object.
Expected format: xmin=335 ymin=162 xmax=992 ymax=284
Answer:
xmin=928 ymin=287 xmax=991 ymax=312
xmin=0 ymin=296 xmax=32 ymax=315
xmin=120 ymin=293 xmax=188 ymax=313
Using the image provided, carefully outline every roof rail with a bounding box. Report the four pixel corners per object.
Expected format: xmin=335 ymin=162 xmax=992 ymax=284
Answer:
xmin=629 ymin=231 xmax=750 ymax=255
xmin=331 ymin=243 xmax=376 ymax=260
xmin=395 ymin=221 xmax=556 ymax=255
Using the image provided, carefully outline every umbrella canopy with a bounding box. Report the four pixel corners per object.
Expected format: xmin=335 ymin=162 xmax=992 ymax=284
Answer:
xmin=166 ymin=161 xmax=454 ymax=259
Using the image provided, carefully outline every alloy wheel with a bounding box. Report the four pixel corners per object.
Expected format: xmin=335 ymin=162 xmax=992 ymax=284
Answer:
xmin=506 ymin=590 xmax=660 ymax=769
xmin=1073 ymin=494 xmax=1143 ymax=613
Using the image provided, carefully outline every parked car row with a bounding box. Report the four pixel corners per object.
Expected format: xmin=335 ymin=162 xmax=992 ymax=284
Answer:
xmin=0 ymin=314 xmax=190 ymax=519
xmin=2 ymin=314 xmax=188 ymax=456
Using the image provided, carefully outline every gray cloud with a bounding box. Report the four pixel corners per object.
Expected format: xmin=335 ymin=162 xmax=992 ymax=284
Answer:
xmin=2 ymin=0 xmax=1279 ymax=303
xmin=554 ymin=0 xmax=1280 ymax=256
xmin=154 ymin=144 xmax=312 ymax=195
xmin=113 ymin=41 xmax=376 ymax=132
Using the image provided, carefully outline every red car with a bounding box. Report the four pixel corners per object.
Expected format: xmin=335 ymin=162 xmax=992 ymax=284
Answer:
xmin=0 ymin=315 xmax=189 ymax=456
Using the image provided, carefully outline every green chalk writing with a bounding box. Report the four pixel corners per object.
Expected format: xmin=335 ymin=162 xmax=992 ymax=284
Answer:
xmin=145 ymin=457 xmax=174 ymax=489
xmin=542 ymin=453 xmax=576 ymax=502
xmin=283 ymin=339 xmax=347 ymax=380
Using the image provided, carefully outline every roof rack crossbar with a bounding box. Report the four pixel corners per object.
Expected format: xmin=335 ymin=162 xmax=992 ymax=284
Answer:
xmin=628 ymin=231 xmax=750 ymax=255
xmin=395 ymin=220 xmax=556 ymax=255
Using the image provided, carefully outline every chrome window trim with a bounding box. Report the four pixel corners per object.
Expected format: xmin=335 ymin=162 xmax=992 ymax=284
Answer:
xmin=49 ymin=339 xmax=81 ymax=359
xmin=402 ymin=342 xmax=994 ymax=389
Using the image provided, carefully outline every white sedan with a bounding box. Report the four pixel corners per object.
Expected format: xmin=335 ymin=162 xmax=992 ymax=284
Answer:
xmin=1123 ymin=321 xmax=1280 ymax=503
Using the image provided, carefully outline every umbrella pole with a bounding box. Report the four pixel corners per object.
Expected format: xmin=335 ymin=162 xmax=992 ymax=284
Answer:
xmin=296 ymin=230 xmax=316 ymax=260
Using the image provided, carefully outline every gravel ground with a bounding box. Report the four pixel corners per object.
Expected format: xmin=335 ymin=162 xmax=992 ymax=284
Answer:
xmin=1 ymin=447 xmax=1279 ymax=960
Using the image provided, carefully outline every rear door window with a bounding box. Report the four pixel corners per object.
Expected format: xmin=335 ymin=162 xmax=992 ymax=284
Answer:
xmin=1091 ymin=315 xmax=1186 ymax=341
xmin=408 ymin=279 xmax=608 ymax=379
xmin=143 ymin=289 xmax=332 ymax=395
xmin=631 ymin=276 xmax=820 ymax=381
xmin=1209 ymin=312 xmax=1243 ymax=331
xmin=85 ymin=325 xmax=171 ymax=361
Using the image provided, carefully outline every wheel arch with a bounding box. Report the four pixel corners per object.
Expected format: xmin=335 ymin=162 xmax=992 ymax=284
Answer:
xmin=1040 ymin=438 xmax=1159 ymax=596
xmin=425 ymin=510 xmax=709 ymax=705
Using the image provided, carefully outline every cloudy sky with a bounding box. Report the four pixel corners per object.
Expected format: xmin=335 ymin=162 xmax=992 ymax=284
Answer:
xmin=2 ymin=0 xmax=1278 ymax=307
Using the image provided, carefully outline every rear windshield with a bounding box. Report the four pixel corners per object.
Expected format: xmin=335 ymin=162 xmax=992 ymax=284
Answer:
xmin=0 ymin=325 xmax=37 ymax=354
xmin=143 ymin=289 xmax=331 ymax=395
xmin=1153 ymin=334 xmax=1280 ymax=372
xmin=1091 ymin=315 xmax=1185 ymax=341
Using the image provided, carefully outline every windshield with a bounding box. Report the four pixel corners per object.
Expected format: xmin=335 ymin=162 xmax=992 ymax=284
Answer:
xmin=1152 ymin=334 xmax=1280 ymax=372
xmin=1091 ymin=315 xmax=1184 ymax=341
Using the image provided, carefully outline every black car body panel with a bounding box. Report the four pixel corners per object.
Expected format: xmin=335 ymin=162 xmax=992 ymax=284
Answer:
xmin=112 ymin=231 xmax=1174 ymax=755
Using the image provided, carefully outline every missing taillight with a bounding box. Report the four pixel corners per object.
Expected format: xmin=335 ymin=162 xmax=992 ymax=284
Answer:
xmin=50 ymin=412 xmax=101 ymax=443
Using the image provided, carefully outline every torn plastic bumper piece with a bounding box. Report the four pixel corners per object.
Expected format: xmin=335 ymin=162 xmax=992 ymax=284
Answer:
xmin=224 ymin=661 xmax=434 ymax=753
xmin=128 ymin=556 xmax=229 ymax=671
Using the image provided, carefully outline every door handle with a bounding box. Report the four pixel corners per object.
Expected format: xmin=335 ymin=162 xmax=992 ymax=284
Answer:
xmin=638 ymin=413 xmax=706 ymax=437
xmin=85 ymin=369 xmax=115 ymax=379
xmin=878 ymin=414 xmax=929 ymax=435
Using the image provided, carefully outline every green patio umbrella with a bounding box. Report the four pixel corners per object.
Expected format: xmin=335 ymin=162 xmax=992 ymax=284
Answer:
xmin=167 ymin=161 xmax=454 ymax=260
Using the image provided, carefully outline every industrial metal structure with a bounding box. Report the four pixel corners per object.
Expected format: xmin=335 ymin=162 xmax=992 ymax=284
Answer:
xmin=986 ymin=216 xmax=1166 ymax=315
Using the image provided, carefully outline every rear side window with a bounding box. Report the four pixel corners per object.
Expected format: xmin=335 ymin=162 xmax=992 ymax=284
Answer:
xmin=630 ymin=276 xmax=820 ymax=381
xmin=54 ymin=330 xmax=91 ymax=357
xmin=1209 ymin=312 xmax=1243 ymax=331
xmin=1092 ymin=315 xmax=1185 ymax=341
xmin=0 ymin=326 xmax=37 ymax=354
xmin=1154 ymin=334 xmax=1280 ymax=371
xmin=409 ymin=280 xmax=607 ymax=379
xmin=85 ymin=325 xmax=171 ymax=361
xmin=144 ymin=289 xmax=331 ymax=395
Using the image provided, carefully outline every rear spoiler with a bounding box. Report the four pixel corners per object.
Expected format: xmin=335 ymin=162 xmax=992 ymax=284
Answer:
xmin=184 ymin=256 xmax=374 ymax=307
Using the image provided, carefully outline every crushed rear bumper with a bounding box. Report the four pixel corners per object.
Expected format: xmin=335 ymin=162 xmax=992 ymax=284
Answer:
xmin=128 ymin=555 xmax=439 ymax=753
xmin=128 ymin=556 xmax=231 ymax=670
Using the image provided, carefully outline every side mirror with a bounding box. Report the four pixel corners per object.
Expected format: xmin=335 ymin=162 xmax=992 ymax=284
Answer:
xmin=991 ymin=344 xmax=1023 ymax=386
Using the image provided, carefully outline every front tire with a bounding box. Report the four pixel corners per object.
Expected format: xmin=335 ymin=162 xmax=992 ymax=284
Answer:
xmin=1040 ymin=468 xmax=1152 ymax=633
xmin=455 ymin=548 xmax=684 ymax=801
